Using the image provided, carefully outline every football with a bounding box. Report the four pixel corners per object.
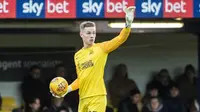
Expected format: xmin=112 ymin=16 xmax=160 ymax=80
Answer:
xmin=49 ymin=77 xmax=68 ymax=97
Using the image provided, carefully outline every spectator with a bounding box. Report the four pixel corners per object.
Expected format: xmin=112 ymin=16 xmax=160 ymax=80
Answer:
xmin=13 ymin=97 xmax=41 ymax=112
xmin=108 ymin=63 xmax=137 ymax=108
xmin=55 ymin=63 xmax=67 ymax=78
xmin=21 ymin=65 xmax=49 ymax=109
xmin=147 ymin=69 xmax=172 ymax=99
xmin=118 ymin=88 xmax=143 ymax=112
xmin=143 ymin=85 xmax=160 ymax=106
xmin=46 ymin=63 xmax=68 ymax=88
xmin=26 ymin=97 xmax=41 ymax=112
xmin=164 ymin=82 xmax=186 ymax=112
xmin=176 ymin=64 xmax=197 ymax=104
xmin=157 ymin=69 xmax=172 ymax=99
xmin=142 ymin=97 xmax=168 ymax=112
xmin=43 ymin=97 xmax=72 ymax=112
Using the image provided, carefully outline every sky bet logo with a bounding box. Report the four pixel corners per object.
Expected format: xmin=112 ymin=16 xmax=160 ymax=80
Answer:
xmin=45 ymin=0 xmax=76 ymax=18
xmin=0 ymin=0 xmax=16 ymax=18
xmin=136 ymin=0 xmax=163 ymax=18
xmin=77 ymin=0 xmax=104 ymax=18
xmin=105 ymin=0 xmax=135 ymax=18
xmin=136 ymin=0 xmax=193 ymax=18
xmin=77 ymin=0 xmax=135 ymax=18
xmin=17 ymin=0 xmax=45 ymax=18
xmin=17 ymin=0 xmax=76 ymax=18
xmin=163 ymin=0 xmax=193 ymax=18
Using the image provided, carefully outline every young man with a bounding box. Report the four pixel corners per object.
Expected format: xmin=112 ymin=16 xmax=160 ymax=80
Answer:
xmin=142 ymin=97 xmax=168 ymax=112
xmin=52 ymin=6 xmax=136 ymax=112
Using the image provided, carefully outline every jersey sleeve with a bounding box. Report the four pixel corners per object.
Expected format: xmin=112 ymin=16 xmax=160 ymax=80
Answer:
xmin=99 ymin=28 xmax=131 ymax=53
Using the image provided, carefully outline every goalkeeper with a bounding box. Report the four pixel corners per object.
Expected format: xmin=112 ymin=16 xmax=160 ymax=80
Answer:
xmin=52 ymin=6 xmax=136 ymax=112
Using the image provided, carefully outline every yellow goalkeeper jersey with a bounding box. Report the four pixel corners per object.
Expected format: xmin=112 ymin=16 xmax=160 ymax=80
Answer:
xmin=74 ymin=28 xmax=131 ymax=99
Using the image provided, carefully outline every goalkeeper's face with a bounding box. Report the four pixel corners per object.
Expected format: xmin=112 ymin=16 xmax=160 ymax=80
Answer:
xmin=80 ymin=26 xmax=96 ymax=46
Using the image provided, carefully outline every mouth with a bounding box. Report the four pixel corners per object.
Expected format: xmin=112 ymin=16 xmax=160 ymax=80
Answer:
xmin=89 ymin=39 xmax=94 ymax=42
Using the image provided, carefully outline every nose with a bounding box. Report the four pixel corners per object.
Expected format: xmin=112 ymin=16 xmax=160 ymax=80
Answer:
xmin=90 ymin=33 xmax=95 ymax=37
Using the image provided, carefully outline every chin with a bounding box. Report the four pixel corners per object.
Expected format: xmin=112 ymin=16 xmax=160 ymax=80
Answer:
xmin=88 ymin=42 xmax=94 ymax=45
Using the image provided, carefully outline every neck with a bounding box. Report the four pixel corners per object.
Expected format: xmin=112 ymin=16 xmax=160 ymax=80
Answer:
xmin=83 ymin=43 xmax=93 ymax=48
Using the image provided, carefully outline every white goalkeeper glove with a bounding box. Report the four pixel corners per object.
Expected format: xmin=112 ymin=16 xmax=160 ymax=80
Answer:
xmin=124 ymin=6 xmax=136 ymax=28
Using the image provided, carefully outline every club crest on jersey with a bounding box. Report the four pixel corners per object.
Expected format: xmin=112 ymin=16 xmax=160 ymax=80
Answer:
xmin=80 ymin=60 xmax=94 ymax=70
xmin=89 ymin=50 xmax=94 ymax=55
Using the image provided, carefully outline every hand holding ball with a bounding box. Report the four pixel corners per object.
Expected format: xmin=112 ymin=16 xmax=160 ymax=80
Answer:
xmin=49 ymin=77 xmax=68 ymax=98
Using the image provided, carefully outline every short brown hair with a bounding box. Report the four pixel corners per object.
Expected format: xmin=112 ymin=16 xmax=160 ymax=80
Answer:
xmin=80 ymin=21 xmax=95 ymax=31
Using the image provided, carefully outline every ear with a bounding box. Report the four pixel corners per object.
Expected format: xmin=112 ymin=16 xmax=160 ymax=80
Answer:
xmin=80 ymin=31 xmax=83 ymax=38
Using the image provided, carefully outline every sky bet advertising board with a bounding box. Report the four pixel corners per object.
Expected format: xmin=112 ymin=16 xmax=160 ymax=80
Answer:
xmin=0 ymin=0 xmax=199 ymax=19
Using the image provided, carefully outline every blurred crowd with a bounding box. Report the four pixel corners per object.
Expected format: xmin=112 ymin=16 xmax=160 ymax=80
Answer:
xmin=0 ymin=63 xmax=197 ymax=112
xmin=107 ymin=64 xmax=197 ymax=112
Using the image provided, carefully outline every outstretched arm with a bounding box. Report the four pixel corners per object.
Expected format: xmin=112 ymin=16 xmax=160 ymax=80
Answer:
xmin=100 ymin=6 xmax=136 ymax=53
xmin=67 ymin=78 xmax=79 ymax=93
xmin=100 ymin=28 xmax=131 ymax=53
